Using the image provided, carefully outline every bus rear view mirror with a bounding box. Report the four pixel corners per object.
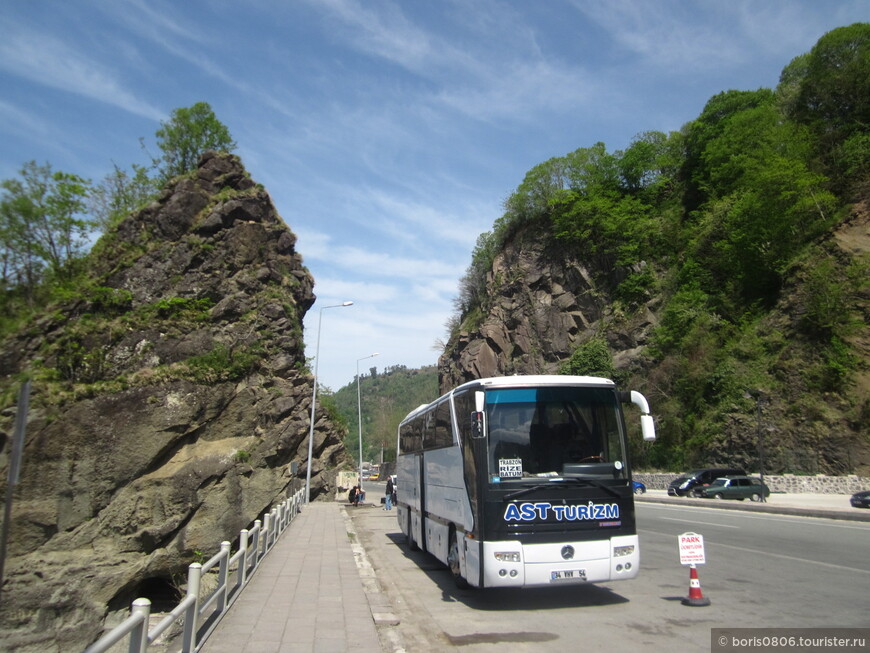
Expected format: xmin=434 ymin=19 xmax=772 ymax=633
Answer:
xmin=640 ymin=414 xmax=656 ymax=442
xmin=471 ymin=411 xmax=485 ymax=439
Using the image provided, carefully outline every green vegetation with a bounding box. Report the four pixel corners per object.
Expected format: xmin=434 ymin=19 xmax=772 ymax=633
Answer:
xmin=449 ymin=24 xmax=870 ymax=474
xmin=558 ymin=337 xmax=616 ymax=380
xmin=330 ymin=365 xmax=439 ymax=464
xmin=0 ymin=102 xmax=236 ymax=310
xmin=153 ymin=102 xmax=237 ymax=184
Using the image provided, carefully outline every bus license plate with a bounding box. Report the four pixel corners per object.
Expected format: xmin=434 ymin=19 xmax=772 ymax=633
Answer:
xmin=551 ymin=569 xmax=586 ymax=582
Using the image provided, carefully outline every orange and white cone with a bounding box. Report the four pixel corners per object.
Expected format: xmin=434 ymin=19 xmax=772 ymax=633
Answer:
xmin=682 ymin=564 xmax=711 ymax=606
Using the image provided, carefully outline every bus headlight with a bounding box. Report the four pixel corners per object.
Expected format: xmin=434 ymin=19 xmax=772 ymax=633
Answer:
xmin=494 ymin=551 xmax=521 ymax=562
xmin=613 ymin=545 xmax=635 ymax=557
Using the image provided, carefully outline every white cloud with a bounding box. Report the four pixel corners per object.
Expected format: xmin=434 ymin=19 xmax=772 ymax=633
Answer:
xmin=571 ymin=0 xmax=748 ymax=70
xmin=311 ymin=277 xmax=400 ymax=304
xmin=296 ymin=227 xmax=465 ymax=281
xmin=316 ymin=0 xmax=434 ymax=68
xmin=435 ymin=58 xmax=599 ymax=123
xmin=0 ymin=99 xmax=52 ymax=139
xmin=0 ymin=23 xmax=164 ymax=121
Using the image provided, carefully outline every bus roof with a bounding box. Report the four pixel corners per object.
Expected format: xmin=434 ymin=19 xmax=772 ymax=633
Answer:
xmin=399 ymin=375 xmax=617 ymax=424
xmin=457 ymin=375 xmax=615 ymax=392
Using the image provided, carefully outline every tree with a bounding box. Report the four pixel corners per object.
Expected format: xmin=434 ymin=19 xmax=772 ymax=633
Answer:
xmin=785 ymin=23 xmax=870 ymax=191
xmin=0 ymin=162 xmax=92 ymax=292
xmin=88 ymin=163 xmax=157 ymax=231
xmin=691 ymin=100 xmax=836 ymax=304
xmin=559 ymin=337 xmax=615 ymax=378
xmin=154 ymin=102 xmax=236 ymax=182
xmin=789 ymin=24 xmax=869 ymax=143
xmin=682 ymin=89 xmax=775 ymax=209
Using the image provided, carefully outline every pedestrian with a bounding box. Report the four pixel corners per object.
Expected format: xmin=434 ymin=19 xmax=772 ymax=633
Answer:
xmin=384 ymin=476 xmax=394 ymax=510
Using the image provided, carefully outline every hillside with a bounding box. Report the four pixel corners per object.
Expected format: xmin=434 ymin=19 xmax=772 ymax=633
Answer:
xmin=330 ymin=365 xmax=439 ymax=464
xmin=439 ymin=24 xmax=870 ymax=475
xmin=0 ymin=152 xmax=350 ymax=651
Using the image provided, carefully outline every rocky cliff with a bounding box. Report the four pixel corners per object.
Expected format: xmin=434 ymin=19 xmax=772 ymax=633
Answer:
xmin=0 ymin=152 xmax=351 ymax=651
xmin=438 ymin=233 xmax=657 ymax=391
xmin=438 ymin=200 xmax=869 ymax=476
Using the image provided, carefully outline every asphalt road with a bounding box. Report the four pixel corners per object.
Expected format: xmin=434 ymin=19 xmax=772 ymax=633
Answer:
xmin=349 ymin=486 xmax=870 ymax=652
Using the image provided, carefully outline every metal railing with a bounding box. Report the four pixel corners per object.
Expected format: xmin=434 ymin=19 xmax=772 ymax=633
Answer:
xmin=83 ymin=488 xmax=305 ymax=653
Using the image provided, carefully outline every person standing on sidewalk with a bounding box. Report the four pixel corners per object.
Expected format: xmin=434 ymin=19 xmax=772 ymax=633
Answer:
xmin=384 ymin=476 xmax=394 ymax=510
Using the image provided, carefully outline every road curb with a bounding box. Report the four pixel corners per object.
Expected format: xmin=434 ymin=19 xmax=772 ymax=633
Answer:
xmin=636 ymin=494 xmax=870 ymax=522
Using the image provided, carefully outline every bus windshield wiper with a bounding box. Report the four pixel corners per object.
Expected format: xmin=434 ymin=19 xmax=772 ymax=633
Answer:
xmin=505 ymin=477 xmax=622 ymax=501
xmin=505 ymin=483 xmax=554 ymax=500
xmin=557 ymin=477 xmax=622 ymax=499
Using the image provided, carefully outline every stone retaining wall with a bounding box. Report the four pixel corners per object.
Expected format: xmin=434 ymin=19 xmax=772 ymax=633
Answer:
xmin=634 ymin=472 xmax=870 ymax=494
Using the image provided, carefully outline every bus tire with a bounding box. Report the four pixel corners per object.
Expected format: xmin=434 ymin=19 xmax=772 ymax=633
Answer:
xmin=448 ymin=528 xmax=469 ymax=589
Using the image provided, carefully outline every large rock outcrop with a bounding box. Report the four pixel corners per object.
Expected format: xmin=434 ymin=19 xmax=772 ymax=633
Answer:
xmin=437 ymin=200 xmax=869 ymax=476
xmin=438 ymin=234 xmax=657 ymax=392
xmin=0 ymin=152 xmax=351 ymax=651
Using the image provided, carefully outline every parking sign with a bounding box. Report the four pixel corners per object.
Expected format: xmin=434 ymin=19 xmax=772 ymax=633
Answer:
xmin=678 ymin=532 xmax=706 ymax=565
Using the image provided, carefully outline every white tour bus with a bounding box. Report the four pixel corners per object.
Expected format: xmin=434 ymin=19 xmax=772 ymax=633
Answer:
xmin=396 ymin=375 xmax=655 ymax=589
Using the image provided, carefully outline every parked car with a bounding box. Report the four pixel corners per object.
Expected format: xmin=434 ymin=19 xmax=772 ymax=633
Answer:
xmin=850 ymin=490 xmax=870 ymax=509
xmin=667 ymin=467 xmax=746 ymax=497
xmin=632 ymin=480 xmax=646 ymax=495
xmin=697 ymin=475 xmax=769 ymax=501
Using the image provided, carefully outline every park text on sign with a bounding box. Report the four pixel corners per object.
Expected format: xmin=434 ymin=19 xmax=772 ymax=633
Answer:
xmin=678 ymin=532 xmax=706 ymax=565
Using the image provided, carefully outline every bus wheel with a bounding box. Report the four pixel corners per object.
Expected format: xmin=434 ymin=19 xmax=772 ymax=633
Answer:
xmin=448 ymin=529 xmax=469 ymax=589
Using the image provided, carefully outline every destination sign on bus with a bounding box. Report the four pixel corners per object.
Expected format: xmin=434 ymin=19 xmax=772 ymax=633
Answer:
xmin=504 ymin=501 xmax=619 ymax=522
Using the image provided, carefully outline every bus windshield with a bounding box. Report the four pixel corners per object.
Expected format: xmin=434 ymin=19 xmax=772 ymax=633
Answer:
xmin=485 ymin=386 xmax=627 ymax=482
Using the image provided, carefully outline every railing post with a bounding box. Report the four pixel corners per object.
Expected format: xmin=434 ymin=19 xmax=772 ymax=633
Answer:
xmin=129 ymin=598 xmax=150 ymax=653
xmin=239 ymin=529 xmax=249 ymax=586
xmin=217 ymin=541 xmax=230 ymax=613
xmin=262 ymin=513 xmax=272 ymax=552
xmin=182 ymin=563 xmax=202 ymax=653
xmin=251 ymin=519 xmax=262 ymax=567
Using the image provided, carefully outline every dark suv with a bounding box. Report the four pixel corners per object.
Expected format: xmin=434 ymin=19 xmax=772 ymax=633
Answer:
xmin=667 ymin=468 xmax=746 ymax=497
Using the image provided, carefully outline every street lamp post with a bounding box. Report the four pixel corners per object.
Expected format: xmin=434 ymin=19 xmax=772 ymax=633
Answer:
xmin=305 ymin=301 xmax=353 ymax=504
xmin=356 ymin=353 xmax=379 ymax=488
xmin=743 ymin=389 xmax=767 ymax=502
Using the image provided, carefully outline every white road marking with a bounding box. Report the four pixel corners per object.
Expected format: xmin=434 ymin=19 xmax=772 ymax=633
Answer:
xmin=659 ymin=516 xmax=739 ymax=529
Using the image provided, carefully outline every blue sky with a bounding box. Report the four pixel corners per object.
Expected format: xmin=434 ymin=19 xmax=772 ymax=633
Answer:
xmin=1 ymin=1 xmax=867 ymax=392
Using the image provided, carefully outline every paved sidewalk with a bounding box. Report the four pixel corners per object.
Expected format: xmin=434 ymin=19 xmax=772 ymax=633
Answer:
xmin=199 ymin=501 xmax=385 ymax=653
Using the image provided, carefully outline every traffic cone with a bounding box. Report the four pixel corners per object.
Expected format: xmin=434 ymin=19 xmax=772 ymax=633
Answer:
xmin=681 ymin=564 xmax=711 ymax=606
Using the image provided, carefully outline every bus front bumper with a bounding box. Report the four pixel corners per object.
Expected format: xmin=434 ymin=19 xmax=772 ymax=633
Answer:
xmin=481 ymin=535 xmax=640 ymax=588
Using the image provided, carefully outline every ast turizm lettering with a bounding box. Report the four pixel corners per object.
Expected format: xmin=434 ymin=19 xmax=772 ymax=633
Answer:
xmin=503 ymin=501 xmax=620 ymax=522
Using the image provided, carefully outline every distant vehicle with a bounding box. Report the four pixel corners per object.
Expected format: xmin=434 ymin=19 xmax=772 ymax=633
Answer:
xmin=697 ymin=476 xmax=769 ymax=501
xmin=369 ymin=473 xmax=380 ymax=481
xmin=632 ymin=481 xmax=646 ymax=495
xmin=850 ymin=490 xmax=870 ymax=509
xmin=667 ymin=468 xmax=746 ymax=497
